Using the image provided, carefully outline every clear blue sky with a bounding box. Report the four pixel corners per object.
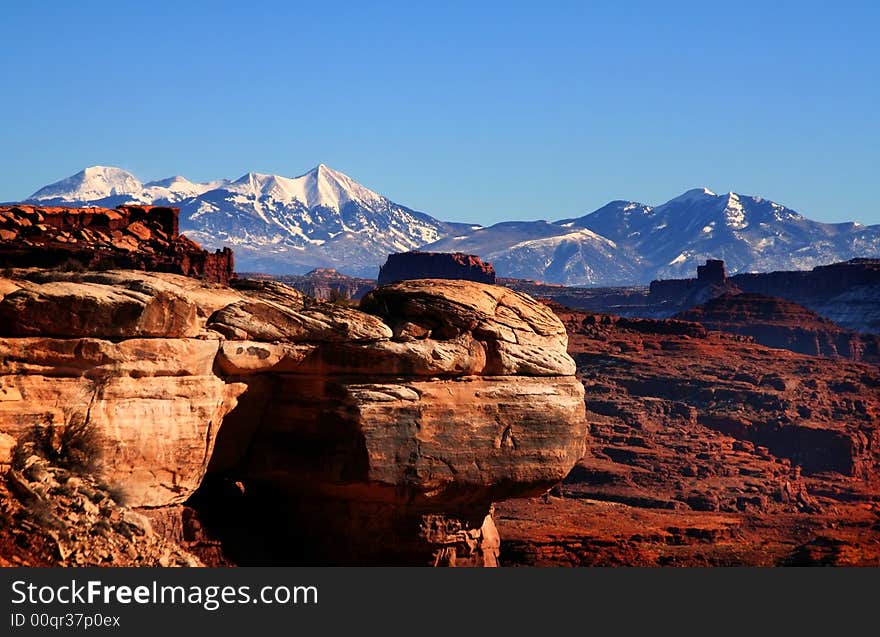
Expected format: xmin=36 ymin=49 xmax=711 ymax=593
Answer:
xmin=2 ymin=1 xmax=878 ymax=225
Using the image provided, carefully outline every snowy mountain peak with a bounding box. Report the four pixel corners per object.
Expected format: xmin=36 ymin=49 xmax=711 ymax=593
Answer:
xmin=295 ymin=163 xmax=385 ymax=210
xmin=722 ymin=192 xmax=748 ymax=229
xmin=29 ymin=165 xmax=143 ymax=202
xmin=22 ymin=165 xmax=880 ymax=285
xmin=144 ymin=175 xmax=194 ymax=188
xmin=141 ymin=175 xmax=229 ymax=202
xmin=27 ymin=163 xmax=384 ymax=213
xmin=662 ymin=187 xmax=718 ymax=206
xmin=222 ymin=165 xmax=386 ymax=211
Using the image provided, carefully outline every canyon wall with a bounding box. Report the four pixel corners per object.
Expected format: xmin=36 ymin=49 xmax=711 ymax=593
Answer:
xmin=648 ymin=258 xmax=880 ymax=335
xmin=731 ymin=259 xmax=880 ymax=334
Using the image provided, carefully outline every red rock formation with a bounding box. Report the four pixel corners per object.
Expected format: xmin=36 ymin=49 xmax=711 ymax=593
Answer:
xmin=377 ymin=251 xmax=496 ymax=285
xmin=648 ymin=259 xmax=740 ymax=307
xmin=733 ymin=258 xmax=880 ymax=301
xmin=0 ymin=204 xmax=234 ymax=285
xmin=6 ymin=264 xmax=879 ymax=566
xmin=496 ymin=305 xmax=880 ymax=566
xmin=675 ymin=293 xmax=880 ymax=362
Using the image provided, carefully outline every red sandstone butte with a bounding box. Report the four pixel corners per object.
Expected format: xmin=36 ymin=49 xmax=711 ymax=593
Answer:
xmin=377 ymin=251 xmax=496 ymax=285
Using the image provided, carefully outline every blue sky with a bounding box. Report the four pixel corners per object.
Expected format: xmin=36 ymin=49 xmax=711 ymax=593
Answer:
xmin=1 ymin=1 xmax=878 ymax=225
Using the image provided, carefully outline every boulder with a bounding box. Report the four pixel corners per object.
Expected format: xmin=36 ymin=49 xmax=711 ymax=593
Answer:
xmin=361 ymin=279 xmax=574 ymax=375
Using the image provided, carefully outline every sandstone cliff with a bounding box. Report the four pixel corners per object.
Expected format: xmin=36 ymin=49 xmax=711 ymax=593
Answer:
xmin=646 ymin=258 xmax=880 ymax=335
xmin=731 ymin=259 xmax=880 ymax=334
xmin=0 ymin=270 xmax=585 ymax=566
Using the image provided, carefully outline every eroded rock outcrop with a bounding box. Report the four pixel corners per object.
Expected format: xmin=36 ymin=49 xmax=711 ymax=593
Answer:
xmin=0 ymin=270 xmax=585 ymax=566
xmin=731 ymin=259 xmax=880 ymax=335
xmin=645 ymin=258 xmax=880 ymax=335
xmin=0 ymin=205 xmax=234 ymax=285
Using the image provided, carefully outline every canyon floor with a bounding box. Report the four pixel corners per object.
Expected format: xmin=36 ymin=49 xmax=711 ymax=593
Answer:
xmin=497 ymin=307 xmax=880 ymax=566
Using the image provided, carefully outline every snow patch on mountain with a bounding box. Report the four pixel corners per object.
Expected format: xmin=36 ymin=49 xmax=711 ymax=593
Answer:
xmin=507 ymin=228 xmax=617 ymax=252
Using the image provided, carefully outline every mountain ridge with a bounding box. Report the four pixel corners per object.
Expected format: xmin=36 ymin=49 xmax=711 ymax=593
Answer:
xmin=20 ymin=165 xmax=880 ymax=282
xmin=25 ymin=164 xmax=465 ymax=277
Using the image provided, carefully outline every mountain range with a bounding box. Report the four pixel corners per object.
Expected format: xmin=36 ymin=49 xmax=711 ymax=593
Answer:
xmin=21 ymin=165 xmax=880 ymax=283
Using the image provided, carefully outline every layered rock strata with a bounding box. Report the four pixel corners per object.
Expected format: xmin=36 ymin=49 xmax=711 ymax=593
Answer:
xmin=648 ymin=259 xmax=880 ymax=335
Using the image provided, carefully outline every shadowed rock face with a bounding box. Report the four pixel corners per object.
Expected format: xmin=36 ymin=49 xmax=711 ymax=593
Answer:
xmin=377 ymin=251 xmax=496 ymax=285
xmin=731 ymin=259 xmax=880 ymax=335
xmin=0 ymin=270 xmax=585 ymax=566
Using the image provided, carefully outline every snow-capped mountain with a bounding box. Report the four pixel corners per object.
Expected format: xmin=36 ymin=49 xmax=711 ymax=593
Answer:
xmin=567 ymin=188 xmax=880 ymax=280
xmin=30 ymin=166 xmax=144 ymax=204
xmin=178 ymin=165 xmax=468 ymax=276
xmin=141 ymin=176 xmax=229 ymax=203
xmin=427 ymin=187 xmax=880 ymax=285
xmin=21 ymin=166 xmax=880 ymax=284
xmin=24 ymin=164 xmax=471 ymax=277
xmin=31 ymin=166 xmax=228 ymax=208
